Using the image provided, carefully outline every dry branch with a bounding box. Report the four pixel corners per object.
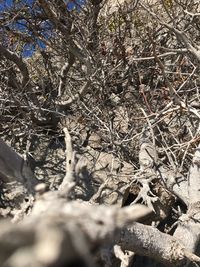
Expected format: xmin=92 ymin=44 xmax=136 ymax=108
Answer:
xmin=0 ymin=196 xmax=151 ymax=267
xmin=0 ymin=139 xmax=36 ymax=191
xmin=173 ymin=144 xmax=200 ymax=259
xmin=38 ymin=0 xmax=93 ymax=73
xmin=0 ymin=191 xmax=199 ymax=267
xmin=58 ymin=127 xmax=76 ymax=196
xmin=0 ymin=44 xmax=29 ymax=87
xmin=57 ymin=53 xmax=75 ymax=97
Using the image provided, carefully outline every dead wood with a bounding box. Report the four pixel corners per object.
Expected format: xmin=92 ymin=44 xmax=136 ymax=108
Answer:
xmin=0 ymin=139 xmax=37 ymax=192
xmin=0 ymin=196 xmax=151 ymax=267
xmin=0 ymin=126 xmax=200 ymax=267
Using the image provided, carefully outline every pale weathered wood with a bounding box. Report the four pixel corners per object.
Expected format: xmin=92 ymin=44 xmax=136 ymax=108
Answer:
xmin=0 ymin=139 xmax=37 ymax=191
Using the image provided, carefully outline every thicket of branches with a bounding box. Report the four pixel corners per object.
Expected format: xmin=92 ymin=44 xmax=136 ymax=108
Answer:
xmin=0 ymin=0 xmax=200 ymax=267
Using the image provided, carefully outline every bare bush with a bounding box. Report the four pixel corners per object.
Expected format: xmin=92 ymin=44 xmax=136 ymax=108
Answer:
xmin=0 ymin=0 xmax=200 ymax=266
